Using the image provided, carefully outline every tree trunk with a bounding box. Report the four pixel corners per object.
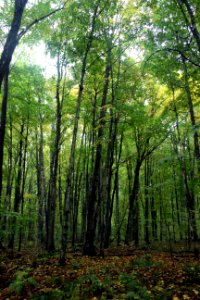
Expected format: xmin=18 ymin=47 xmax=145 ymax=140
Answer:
xmin=60 ymin=0 xmax=100 ymax=264
xmin=181 ymin=55 xmax=200 ymax=171
xmin=36 ymin=98 xmax=46 ymax=246
xmin=0 ymin=0 xmax=27 ymax=88
xmin=144 ymin=156 xmax=150 ymax=245
xmin=0 ymin=69 xmax=9 ymax=202
xmin=18 ymin=118 xmax=29 ymax=251
xmin=83 ymin=44 xmax=112 ymax=256
xmin=46 ymin=55 xmax=63 ymax=252
xmin=104 ymin=62 xmax=121 ymax=249
xmin=72 ymin=123 xmax=86 ymax=247
xmin=172 ymin=87 xmax=198 ymax=241
xmin=8 ymin=122 xmax=24 ymax=250
xmin=177 ymin=0 xmax=200 ymax=53
xmin=125 ymin=158 xmax=142 ymax=245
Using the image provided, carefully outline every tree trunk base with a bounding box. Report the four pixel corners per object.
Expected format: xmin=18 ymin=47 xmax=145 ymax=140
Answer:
xmin=82 ymin=243 xmax=97 ymax=256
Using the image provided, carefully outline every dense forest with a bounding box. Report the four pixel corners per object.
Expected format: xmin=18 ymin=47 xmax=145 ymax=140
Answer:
xmin=0 ymin=0 xmax=200 ymax=299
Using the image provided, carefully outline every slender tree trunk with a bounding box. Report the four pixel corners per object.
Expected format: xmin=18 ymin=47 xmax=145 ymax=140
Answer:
xmin=72 ymin=122 xmax=86 ymax=248
xmin=58 ymin=164 xmax=63 ymax=227
xmin=159 ymin=185 xmax=163 ymax=241
xmin=18 ymin=119 xmax=29 ymax=251
xmin=125 ymin=158 xmax=142 ymax=245
xmin=83 ymin=44 xmax=112 ymax=256
xmin=0 ymin=69 xmax=9 ymax=202
xmin=104 ymin=62 xmax=121 ymax=249
xmin=36 ymin=98 xmax=46 ymax=246
xmin=114 ymin=130 xmax=124 ymax=246
xmin=144 ymin=156 xmax=150 ymax=244
xmin=3 ymin=116 xmax=13 ymax=236
xmin=60 ymin=0 xmax=100 ymax=264
xmin=177 ymin=0 xmax=200 ymax=53
xmin=46 ymin=55 xmax=63 ymax=252
xmin=8 ymin=122 xmax=24 ymax=250
xmin=172 ymin=87 xmax=198 ymax=241
xmin=181 ymin=55 xmax=200 ymax=171
xmin=172 ymin=166 xmax=182 ymax=240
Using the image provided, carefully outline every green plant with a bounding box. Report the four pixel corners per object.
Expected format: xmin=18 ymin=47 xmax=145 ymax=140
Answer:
xmin=74 ymin=273 xmax=114 ymax=299
xmin=100 ymin=266 xmax=111 ymax=274
xmin=51 ymin=276 xmax=63 ymax=286
xmin=130 ymin=255 xmax=161 ymax=269
xmin=72 ymin=261 xmax=81 ymax=270
xmin=183 ymin=263 xmax=200 ymax=283
xmin=119 ymin=273 xmax=150 ymax=300
xmin=31 ymin=288 xmax=65 ymax=300
xmin=9 ymin=270 xmax=37 ymax=295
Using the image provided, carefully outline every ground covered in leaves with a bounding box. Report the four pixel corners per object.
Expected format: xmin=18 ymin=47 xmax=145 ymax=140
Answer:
xmin=0 ymin=246 xmax=200 ymax=299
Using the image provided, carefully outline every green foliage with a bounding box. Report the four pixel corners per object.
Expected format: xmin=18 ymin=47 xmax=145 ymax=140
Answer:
xmin=74 ymin=273 xmax=114 ymax=299
xmin=119 ymin=273 xmax=150 ymax=300
xmin=51 ymin=276 xmax=63 ymax=286
xmin=154 ymin=289 xmax=174 ymax=300
xmin=183 ymin=263 xmax=200 ymax=283
xmin=130 ymin=254 xmax=161 ymax=269
xmin=9 ymin=269 xmax=37 ymax=295
xmin=72 ymin=261 xmax=81 ymax=270
xmin=31 ymin=288 xmax=65 ymax=300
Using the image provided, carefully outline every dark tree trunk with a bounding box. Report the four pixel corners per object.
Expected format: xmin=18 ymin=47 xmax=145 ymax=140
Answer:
xmin=172 ymin=87 xmax=198 ymax=241
xmin=72 ymin=123 xmax=86 ymax=247
xmin=0 ymin=0 xmax=27 ymax=89
xmin=177 ymin=0 xmax=200 ymax=53
xmin=36 ymin=98 xmax=46 ymax=246
xmin=0 ymin=69 xmax=9 ymax=202
xmin=181 ymin=55 xmax=200 ymax=171
xmin=144 ymin=157 xmax=150 ymax=245
xmin=104 ymin=61 xmax=121 ymax=249
xmin=8 ymin=122 xmax=24 ymax=250
xmin=60 ymin=0 xmax=100 ymax=264
xmin=83 ymin=44 xmax=112 ymax=256
xmin=3 ymin=116 xmax=13 ymax=235
xmin=18 ymin=120 xmax=29 ymax=251
xmin=0 ymin=0 xmax=27 ymax=204
xmin=172 ymin=166 xmax=182 ymax=240
xmin=46 ymin=53 xmax=64 ymax=252
xmin=125 ymin=158 xmax=142 ymax=245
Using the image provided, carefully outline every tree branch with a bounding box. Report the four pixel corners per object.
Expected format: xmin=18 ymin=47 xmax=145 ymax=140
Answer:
xmin=144 ymin=48 xmax=200 ymax=68
xmin=18 ymin=1 xmax=68 ymax=40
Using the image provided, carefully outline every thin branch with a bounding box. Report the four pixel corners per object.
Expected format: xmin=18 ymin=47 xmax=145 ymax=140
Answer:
xmin=144 ymin=48 xmax=200 ymax=68
xmin=18 ymin=1 xmax=68 ymax=40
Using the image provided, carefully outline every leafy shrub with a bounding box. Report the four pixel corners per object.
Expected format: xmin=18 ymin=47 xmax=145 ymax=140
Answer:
xmin=130 ymin=254 xmax=161 ymax=269
xmin=32 ymin=288 xmax=64 ymax=300
xmin=72 ymin=261 xmax=81 ymax=270
xmin=51 ymin=276 xmax=63 ymax=286
xmin=119 ymin=273 xmax=150 ymax=300
xmin=75 ymin=273 xmax=114 ymax=299
xmin=9 ymin=270 xmax=37 ymax=295
xmin=183 ymin=263 xmax=200 ymax=283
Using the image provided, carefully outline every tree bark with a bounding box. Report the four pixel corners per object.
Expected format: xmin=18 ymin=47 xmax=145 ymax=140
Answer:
xmin=8 ymin=122 xmax=24 ymax=250
xmin=83 ymin=44 xmax=112 ymax=256
xmin=181 ymin=55 xmax=200 ymax=171
xmin=125 ymin=158 xmax=142 ymax=245
xmin=177 ymin=0 xmax=200 ymax=53
xmin=36 ymin=98 xmax=46 ymax=246
xmin=0 ymin=68 xmax=9 ymax=202
xmin=0 ymin=0 xmax=28 ymax=89
xmin=60 ymin=0 xmax=100 ymax=264
xmin=46 ymin=55 xmax=63 ymax=252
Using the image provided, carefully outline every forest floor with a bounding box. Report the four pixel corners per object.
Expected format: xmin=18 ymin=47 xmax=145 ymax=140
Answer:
xmin=0 ymin=246 xmax=200 ymax=299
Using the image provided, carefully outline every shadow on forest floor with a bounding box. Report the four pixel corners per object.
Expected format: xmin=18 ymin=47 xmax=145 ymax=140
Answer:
xmin=0 ymin=245 xmax=200 ymax=299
